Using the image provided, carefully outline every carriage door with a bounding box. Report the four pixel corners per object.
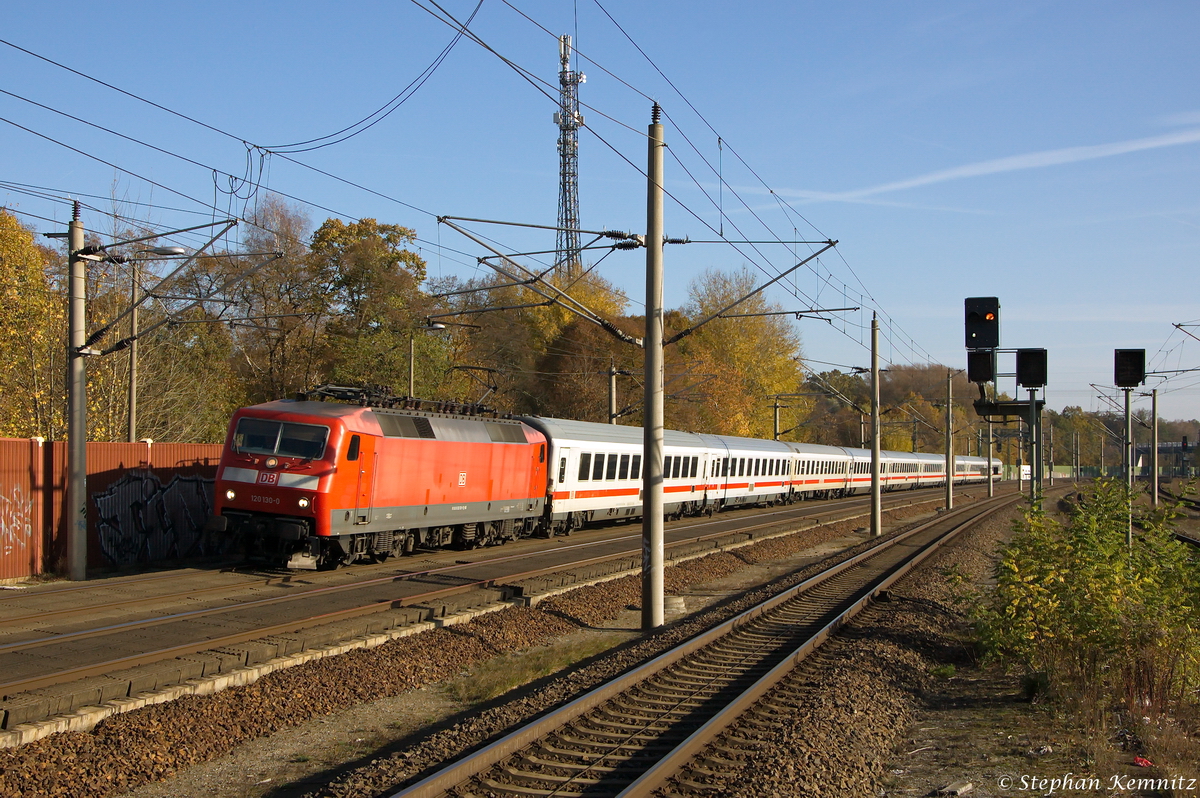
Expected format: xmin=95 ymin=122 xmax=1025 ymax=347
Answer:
xmin=555 ymin=447 xmax=571 ymax=498
xmin=351 ymin=434 xmax=377 ymax=524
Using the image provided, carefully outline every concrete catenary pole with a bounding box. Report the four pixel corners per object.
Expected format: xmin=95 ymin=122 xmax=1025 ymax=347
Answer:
xmin=642 ymin=104 xmax=665 ymax=630
xmin=870 ymin=313 xmax=881 ymax=536
xmin=67 ymin=201 xmax=88 ymax=580
xmin=945 ymin=369 xmax=954 ymax=510
xmin=127 ymin=266 xmax=139 ymax=442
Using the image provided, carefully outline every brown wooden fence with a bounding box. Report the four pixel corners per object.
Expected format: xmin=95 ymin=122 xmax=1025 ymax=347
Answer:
xmin=0 ymin=439 xmax=224 ymax=580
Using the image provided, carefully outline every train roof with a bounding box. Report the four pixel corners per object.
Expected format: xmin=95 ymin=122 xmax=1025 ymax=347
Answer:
xmin=241 ymin=400 xmax=538 ymax=443
xmin=519 ymin=415 xmax=704 ymax=448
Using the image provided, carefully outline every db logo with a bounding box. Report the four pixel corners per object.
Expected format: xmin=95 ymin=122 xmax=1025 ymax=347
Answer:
xmin=258 ymin=471 xmax=279 ymax=485
xmin=458 ymin=471 xmax=467 ymax=486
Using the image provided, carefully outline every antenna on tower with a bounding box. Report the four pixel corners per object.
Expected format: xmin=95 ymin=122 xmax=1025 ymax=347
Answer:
xmin=554 ymin=34 xmax=585 ymax=280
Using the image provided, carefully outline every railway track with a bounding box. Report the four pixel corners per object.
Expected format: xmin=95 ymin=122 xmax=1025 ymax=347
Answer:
xmin=393 ymin=491 xmax=1022 ymax=798
xmin=0 ymin=489 xmax=961 ymax=703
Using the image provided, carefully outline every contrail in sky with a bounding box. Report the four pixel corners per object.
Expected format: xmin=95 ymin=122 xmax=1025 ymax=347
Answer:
xmin=827 ymin=127 xmax=1200 ymax=200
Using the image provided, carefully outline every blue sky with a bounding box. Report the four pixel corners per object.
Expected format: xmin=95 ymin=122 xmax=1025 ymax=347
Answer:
xmin=3 ymin=1 xmax=1198 ymax=421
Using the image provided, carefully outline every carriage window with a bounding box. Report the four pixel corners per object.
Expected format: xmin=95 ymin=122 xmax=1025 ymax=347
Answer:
xmin=672 ymin=457 xmax=682 ymax=479
xmin=619 ymin=454 xmax=630 ymax=479
xmin=753 ymin=459 xmax=760 ymax=477
xmin=690 ymin=456 xmax=699 ymax=478
xmin=346 ymin=434 xmax=360 ymax=462
xmin=722 ymin=457 xmax=729 ymax=477
xmin=606 ymin=454 xmax=618 ymax=480
xmin=631 ymin=454 xmax=642 ymax=480
xmin=593 ymin=454 xmax=606 ymax=481
xmin=559 ymin=457 xmax=567 ymax=483
xmin=578 ymin=453 xmax=592 ymax=480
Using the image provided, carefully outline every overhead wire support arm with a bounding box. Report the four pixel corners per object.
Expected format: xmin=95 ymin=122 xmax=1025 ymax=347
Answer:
xmin=83 ymin=219 xmax=239 ymax=347
xmin=99 ymin=251 xmax=284 ymax=355
xmin=664 ymin=240 xmax=837 ymax=346
xmin=438 ymin=215 xmax=641 ymax=242
xmin=437 ymin=217 xmax=643 ymax=347
xmin=718 ymin=305 xmax=859 ymax=320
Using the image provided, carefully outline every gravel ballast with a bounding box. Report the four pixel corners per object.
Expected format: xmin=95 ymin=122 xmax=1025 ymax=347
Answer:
xmin=0 ymin=496 xmax=996 ymax=798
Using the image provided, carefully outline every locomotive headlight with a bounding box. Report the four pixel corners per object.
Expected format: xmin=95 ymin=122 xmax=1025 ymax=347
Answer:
xmin=298 ymin=497 xmax=310 ymax=509
xmin=265 ymin=457 xmax=279 ymax=469
xmin=225 ymin=489 xmax=236 ymax=501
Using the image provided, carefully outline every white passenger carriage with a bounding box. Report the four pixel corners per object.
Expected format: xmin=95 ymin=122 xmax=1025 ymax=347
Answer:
xmin=521 ymin=414 xmax=1002 ymax=535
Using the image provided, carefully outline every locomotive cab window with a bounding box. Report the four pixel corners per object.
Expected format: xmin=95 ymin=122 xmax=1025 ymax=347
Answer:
xmin=346 ymin=434 xmax=360 ymax=461
xmin=233 ymin=418 xmax=329 ymax=460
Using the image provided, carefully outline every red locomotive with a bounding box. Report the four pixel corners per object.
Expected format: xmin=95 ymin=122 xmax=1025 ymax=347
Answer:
xmin=207 ymin=387 xmax=547 ymax=569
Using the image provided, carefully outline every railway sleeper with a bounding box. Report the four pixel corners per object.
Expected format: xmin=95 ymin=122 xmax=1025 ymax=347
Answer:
xmin=524 ymin=748 xmax=659 ymax=768
xmin=498 ymin=766 xmax=614 ymax=787
xmin=534 ymin=738 xmax=674 ymax=759
xmin=548 ymin=735 xmax=677 ymax=759
xmin=555 ymin=725 xmax=677 ymax=745
xmin=589 ymin=707 xmax=693 ymax=729
xmin=577 ymin=715 xmax=679 ymax=736
xmin=476 ymin=777 xmax=586 ymax=797
xmin=612 ymin=694 xmax=707 ymax=713
xmin=516 ymin=754 xmax=624 ymax=774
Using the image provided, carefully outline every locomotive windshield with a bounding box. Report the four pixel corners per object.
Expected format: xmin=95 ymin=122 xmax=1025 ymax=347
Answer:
xmin=233 ymin=417 xmax=329 ymax=459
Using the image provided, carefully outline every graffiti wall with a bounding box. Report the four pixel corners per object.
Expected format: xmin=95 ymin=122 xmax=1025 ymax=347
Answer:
xmin=94 ymin=472 xmax=229 ymax=566
xmin=0 ymin=439 xmax=224 ymax=579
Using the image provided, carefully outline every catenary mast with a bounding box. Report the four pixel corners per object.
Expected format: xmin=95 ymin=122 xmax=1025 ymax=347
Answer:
xmin=554 ymin=34 xmax=585 ymax=279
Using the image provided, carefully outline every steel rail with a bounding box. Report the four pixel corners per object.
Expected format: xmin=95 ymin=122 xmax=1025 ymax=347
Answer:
xmin=390 ymin=491 xmax=1023 ymax=798
xmin=0 ymin=487 xmax=974 ymax=697
xmin=0 ymin=489 xmax=941 ymax=646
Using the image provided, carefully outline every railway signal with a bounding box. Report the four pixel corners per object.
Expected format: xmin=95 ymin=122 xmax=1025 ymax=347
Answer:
xmin=967 ymin=349 xmax=996 ymax=384
xmin=964 ymin=297 xmax=1000 ymax=350
xmin=1016 ymin=348 xmax=1048 ymax=389
xmin=1114 ymin=349 xmax=1146 ymax=388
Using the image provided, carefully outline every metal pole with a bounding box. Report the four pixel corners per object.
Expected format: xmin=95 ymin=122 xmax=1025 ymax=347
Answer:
xmin=609 ymin=362 xmax=618 ymax=424
xmin=641 ymin=104 xmax=665 ymax=631
xmin=1151 ymin=389 xmax=1159 ymax=508
xmin=409 ymin=334 xmax=415 ymax=397
xmin=67 ymin=201 xmax=88 ymax=581
xmin=1048 ymin=418 xmax=1054 ymax=486
xmin=1028 ymin=388 xmax=1038 ymax=505
xmin=1125 ymin=387 xmax=1133 ymax=546
xmin=870 ymin=314 xmax=881 ymax=536
xmin=987 ymin=420 xmax=994 ymax=497
xmin=773 ymin=397 xmax=780 ymax=441
xmin=127 ymin=266 xmax=138 ymax=443
xmin=945 ymin=369 xmax=953 ymax=510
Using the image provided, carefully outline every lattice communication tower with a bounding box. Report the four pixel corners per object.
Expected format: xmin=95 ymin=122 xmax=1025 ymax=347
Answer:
xmin=554 ymin=34 xmax=585 ymax=280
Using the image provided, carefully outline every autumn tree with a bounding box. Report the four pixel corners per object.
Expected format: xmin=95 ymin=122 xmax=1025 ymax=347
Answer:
xmin=671 ymin=267 xmax=805 ymax=438
xmin=0 ymin=210 xmax=65 ymax=438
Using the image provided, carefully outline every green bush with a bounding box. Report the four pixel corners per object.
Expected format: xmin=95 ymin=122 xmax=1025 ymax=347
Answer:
xmin=978 ymin=480 xmax=1200 ymax=721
